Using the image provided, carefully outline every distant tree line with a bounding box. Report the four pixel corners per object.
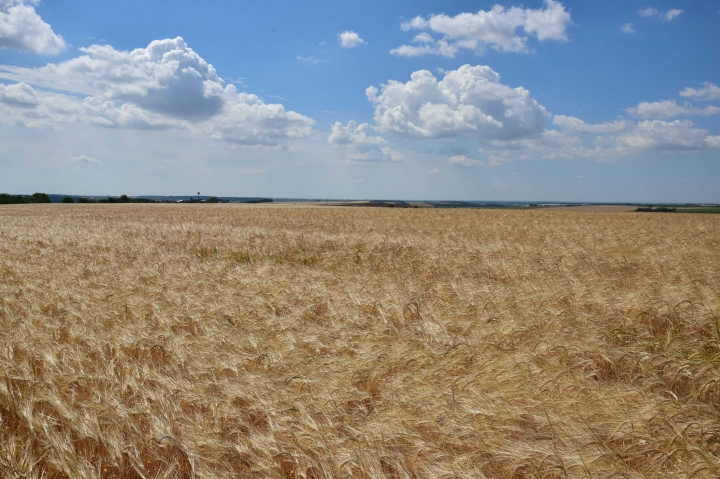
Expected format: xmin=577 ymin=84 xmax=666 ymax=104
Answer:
xmin=94 ymin=195 xmax=158 ymax=203
xmin=0 ymin=193 xmax=51 ymax=204
xmin=636 ymin=206 xmax=676 ymax=213
xmin=3 ymin=193 xmax=268 ymax=204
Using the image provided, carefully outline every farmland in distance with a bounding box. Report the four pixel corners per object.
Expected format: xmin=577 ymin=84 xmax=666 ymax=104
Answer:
xmin=1 ymin=204 xmax=719 ymax=478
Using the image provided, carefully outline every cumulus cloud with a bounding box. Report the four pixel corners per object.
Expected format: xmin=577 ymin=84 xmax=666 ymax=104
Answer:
xmin=621 ymin=23 xmax=635 ymax=34
xmin=344 ymin=146 xmax=403 ymax=163
xmin=0 ymin=82 xmax=83 ymax=128
xmin=626 ymin=100 xmax=720 ymax=118
xmin=392 ymin=0 xmax=571 ymax=57
xmin=1 ymin=38 xmax=227 ymax=119
xmin=490 ymin=129 xmax=588 ymax=154
xmin=0 ymin=80 xmax=189 ymax=129
xmin=617 ymin=120 xmax=715 ymax=151
xmin=70 ymin=154 xmax=100 ymax=164
xmin=412 ymin=32 xmax=434 ymax=44
xmin=328 ymin=121 xmax=392 ymax=164
xmin=449 ymin=155 xmax=485 ymax=167
xmin=338 ymin=31 xmax=365 ymax=48
xmin=0 ymin=0 xmax=65 ymax=54
xmin=680 ymin=82 xmax=720 ymax=101
xmin=493 ymin=119 xmax=720 ymax=160
xmin=0 ymin=37 xmax=315 ymax=147
xmin=553 ymin=115 xmax=627 ymax=133
xmin=706 ymin=136 xmax=720 ymax=148
xmin=357 ymin=65 xmax=720 ymax=162
xmin=638 ymin=6 xmax=683 ymax=21
xmin=366 ymin=65 xmax=549 ymax=142
xmin=0 ymin=80 xmax=38 ymax=107
xmin=328 ymin=121 xmax=385 ymax=146
xmin=207 ymin=90 xmax=314 ymax=147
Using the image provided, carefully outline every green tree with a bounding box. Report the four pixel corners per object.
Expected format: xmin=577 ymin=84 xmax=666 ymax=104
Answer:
xmin=62 ymin=196 xmax=75 ymax=203
xmin=0 ymin=193 xmax=51 ymax=204
xmin=27 ymin=193 xmax=51 ymax=203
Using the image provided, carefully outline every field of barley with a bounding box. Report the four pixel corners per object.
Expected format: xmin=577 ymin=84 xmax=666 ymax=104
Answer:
xmin=1 ymin=204 xmax=719 ymax=478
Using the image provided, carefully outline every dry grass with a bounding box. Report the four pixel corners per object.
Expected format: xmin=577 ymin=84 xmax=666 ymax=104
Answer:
xmin=1 ymin=204 xmax=719 ymax=478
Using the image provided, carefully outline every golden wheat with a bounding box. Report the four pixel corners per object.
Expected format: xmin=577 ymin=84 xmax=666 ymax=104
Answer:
xmin=0 ymin=204 xmax=719 ymax=478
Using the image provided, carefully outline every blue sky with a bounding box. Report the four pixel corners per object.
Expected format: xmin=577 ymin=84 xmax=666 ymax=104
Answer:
xmin=1 ymin=0 xmax=719 ymax=202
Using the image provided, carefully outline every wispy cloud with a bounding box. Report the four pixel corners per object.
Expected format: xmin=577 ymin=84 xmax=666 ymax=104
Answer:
xmin=449 ymin=155 xmax=485 ymax=168
xmin=638 ymin=6 xmax=683 ymax=22
xmin=621 ymin=23 xmax=635 ymax=34
xmin=296 ymin=55 xmax=322 ymax=64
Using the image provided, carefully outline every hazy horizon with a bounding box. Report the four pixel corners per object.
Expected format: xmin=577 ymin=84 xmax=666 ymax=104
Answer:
xmin=1 ymin=0 xmax=719 ymax=202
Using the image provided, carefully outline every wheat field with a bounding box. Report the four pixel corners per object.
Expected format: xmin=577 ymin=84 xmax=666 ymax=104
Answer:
xmin=0 ymin=204 xmax=719 ymax=478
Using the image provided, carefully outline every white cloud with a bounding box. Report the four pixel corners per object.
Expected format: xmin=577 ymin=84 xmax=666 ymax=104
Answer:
xmin=390 ymin=40 xmax=458 ymax=58
xmin=2 ymin=38 xmax=227 ymax=119
xmin=207 ymin=89 xmax=314 ymax=147
xmin=492 ymin=119 xmax=720 ymax=160
xmin=70 ymin=154 xmax=100 ymax=164
xmin=344 ymin=146 xmax=403 ymax=163
xmin=0 ymin=80 xmax=38 ymax=107
xmin=328 ymin=121 xmax=385 ymax=146
xmin=297 ymin=55 xmax=321 ymax=64
xmin=617 ymin=120 xmax=715 ymax=151
xmin=680 ymin=83 xmax=720 ymax=101
xmin=553 ymin=115 xmax=627 ymax=133
xmin=393 ymin=0 xmax=571 ymax=57
xmin=0 ymin=0 xmax=65 ymax=54
xmin=626 ymin=100 xmax=720 ymax=118
xmin=428 ymin=168 xmax=441 ymax=174
xmin=0 ymin=37 xmax=315 ymax=147
xmin=328 ymin=122 xmax=394 ymax=163
xmin=638 ymin=7 xmax=659 ymax=17
xmin=380 ymin=147 xmax=404 ymax=162
xmin=449 ymin=155 xmax=485 ymax=167
xmin=338 ymin=31 xmax=365 ymax=48
xmin=412 ymin=32 xmax=434 ymax=44
xmin=366 ymin=65 xmax=549 ymax=141
xmin=362 ymin=65 xmax=720 ymax=162
xmin=664 ymin=9 xmax=683 ymax=21
xmin=0 ymin=82 xmax=186 ymax=129
xmin=488 ymin=155 xmax=509 ymax=166
xmin=638 ymin=7 xmax=683 ymax=22
xmin=706 ymin=136 xmax=720 ymax=148
xmin=488 ymin=128 xmax=628 ymax=162
xmin=621 ymin=23 xmax=635 ymax=34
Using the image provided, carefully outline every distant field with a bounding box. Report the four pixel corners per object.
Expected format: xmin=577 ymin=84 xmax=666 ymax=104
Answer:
xmin=1 ymin=205 xmax=719 ymax=478
xmin=676 ymin=207 xmax=720 ymax=214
